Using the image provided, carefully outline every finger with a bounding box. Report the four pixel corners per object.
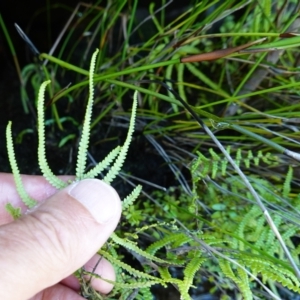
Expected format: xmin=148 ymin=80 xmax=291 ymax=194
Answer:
xmin=0 ymin=179 xmax=121 ymax=300
xmin=30 ymin=283 xmax=85 ymax=300
xmin=83 ymin=254 xmax=116 ymax=294
xmin=0 ymin=173 xmax=73 ymax=225
xmin=60 ymin=254 xmax=115 ymax=293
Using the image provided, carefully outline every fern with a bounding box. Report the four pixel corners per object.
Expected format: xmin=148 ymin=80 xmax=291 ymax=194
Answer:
xmin=219 ymin=259 xmax=253 ymax=300
xmin=6 ymin=45 xmax=299 ymax=299
xmin=146 ymin=232 xmax=191 ymax=255
xmin=190 ymin=146 xmax=300 ymax=298
xmin=157 ymin=266 xmax=172 ymax=280
xmin=103 ymin=90 xmax=138 ymax=184
xmin=99 ymin=249 xmax=166 ymax=285
xmin=37 ymin=80 xmax=69 ymax=189
xmin=6 ymin=48 xmax=140 ymax=204
xmin=122 ymin=185 xmax=143 ymax=210
xmin=6 ymin=121 xmax=37 ymax=208
xmin=236 ymin=205 xmax=261 ymax=250
xmin=282 ymin=165 xmax=293 ymax=198
xmin=5 ymin=49 xmax=150 ymax=299
xmin=179 ymin=254 xmax=205 ymax=297
xmin=241 ymin=255 xmax=300 ymax=293
xmin=76 ymin=49 xmax=98 ymax=179
xmin=5 ymin=203 xmax=22 ymax=220
xmin=191 ymin=147 xmax=279 ymax=180
xmin=83 ymin=146 xmax=121 ymax=179
xmin=111 ymin=233 xmax=180 ymax=265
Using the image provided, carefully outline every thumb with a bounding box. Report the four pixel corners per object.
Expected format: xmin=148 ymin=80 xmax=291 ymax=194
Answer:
xmin=0 ymin=179 xmax=121 ymax=300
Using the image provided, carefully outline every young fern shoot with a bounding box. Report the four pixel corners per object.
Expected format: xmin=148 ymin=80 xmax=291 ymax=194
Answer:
xmin=76 ymin=49 xmax=98 ymax=180
xmin=37 ymin=80 xmax=68 ymax=189
xmin=5 ymin=48 xmax=141 ymax=215
xmin=6 ymin=121 xmax=37 ymax=209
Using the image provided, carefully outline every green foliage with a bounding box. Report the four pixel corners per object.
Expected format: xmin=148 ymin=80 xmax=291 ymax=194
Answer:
xmin=189 ymin=148 xmax=300 ymax=298
xmin=76 ymin=49 xmax=99 ymax=180
xmin=5 ymin=203 xmax=22 ymax=220
xmin=191 ymin=146 xmax=279 ymax=180
xmin=103 ymin=90 xmax=138 ymax=185
xmin=37 ymin=80 xmax=67 ymax=189
xmin=7 ymin=48 xmax=141 ymax=200
xmin=5 ymin=0 xmax=300 ymax=299
xmin=5 ymin=49 xmax=151 ymax=299
xmin=5 ymin=47 xmax=209 ymax=300
xmin=6 ymin=121 xmax=37 ymax=208
xmin=219 ymin=259 xmax=252 ymax=300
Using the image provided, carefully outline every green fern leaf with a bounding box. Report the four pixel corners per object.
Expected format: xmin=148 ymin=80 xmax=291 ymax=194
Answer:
xmin=208 ymin=148 xmax=219 ymax=179
xmin=180 ymin=254 xmax=205 ymax=297
xmin=221 ymin=146 xmax=230 ymax=175
xmin=158 ymin=266 xmax=172 ymax=280
xmin=6 ymin=121 xmax=37 ymax=208
xmin=244 ymin=150 xmax=251 ymax=168
xmin=283 ymin=165 xmax=293 ymax=198
xmin=37 ymin=80 xmax=67 ymax=189
xmin=138 ymin=287 xmax=154 ymax=300
xmin=236 ymin=205 xmax=260 ymax=250
xmin=111 ymin=233 xmax=180 ymax=265
xmin=219 ymin=259 xmax=253 ymax=300
xmin=103 ymin=90 xmax=138 ymax=184
xmin=99 ymin=249 xmax=166 ymax=285
xmin=82 ymin=146 xmax=121 ymax=179
xmin=76 ymin=48 xmax=99 ymax=179
xmin=5 ymin=203 xmax=22 ymax=219
xmin=85 ymin=269 xmax=163 ymax=290
xmin=235 ymin=148 xmax=242 ymax=168
xmin=122 ymin=185 xmax=142 ymax=210
xmin=242 ymin=256 xmax=300 ymax=292
xmin=146 ymin=232 xmax=191 ymax=255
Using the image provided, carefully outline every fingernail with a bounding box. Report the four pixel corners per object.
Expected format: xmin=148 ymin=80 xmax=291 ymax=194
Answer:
xmin=68 ymin=179 xmax=120 ymax=224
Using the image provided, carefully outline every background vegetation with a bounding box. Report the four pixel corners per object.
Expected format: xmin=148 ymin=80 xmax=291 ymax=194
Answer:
xmin=2 ymin=0 xmax=300 ymax=299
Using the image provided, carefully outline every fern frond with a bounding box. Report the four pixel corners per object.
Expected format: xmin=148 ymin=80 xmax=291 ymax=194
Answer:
xmin=221 ymin=146 xmax=231 ymax=175
xmin=266 ymin=214 xmax=281 ymax=255
xmin=146 ymin=232 xmax=191 ymax=255
xmin=111 ymin=233 xmax=180 ymax=265
xmin=243 ymin=255 xmax=300 ymax=292
xmin=283 ymin=165 xmax=293 ymax=198
xmin=76 ymin=48 xmax=99 ymax=179
xmin=235 ymin=148 xmax=242 ymax=167
xmin=138 ymin=287 xmax=154 ymax=300
xmin=192 ymin=148 xmax=279 ymax=180
xmin=82 ymin=146 xmax=121 ymax=179
xmin=236 ymin=205 xmax=261 ymax=250
xmin=37 ymin=80 xmax=67 ymax=189
xmin=201 ymin=233 xmax=232 ymax=248
xmin=122 ymin=185 xmax=142 ymax=210
xmin=157 ymin=266 xmax=172 ymax=280
xmin=6 ymin=121 xmax=37 ymax=208
xmin=111 ymin=279 xmax=163 ymax=289
xmin=103 ymin=90 xmax=138 ymax=184
xmin=5 ymin=203 xmax=22 ymax=219
xmin=85 ymin=269 xmax=163 ymax=291
xmin=178 ymin=291 xmax=192 ymax=300
xmin=208 ymin=148 xmax=219 ymax=178
xmin=179 ymin=254 xmax=205 ymax=297
xmin=190 ymin=151 xmax=210 ymax=180
xmin=244 ymin=150 xmax=254 ymax=168
xmin=99 ymin=249 xmax=166 ymax=285
xmin=219 ymin=259 xmax=253 ymax=300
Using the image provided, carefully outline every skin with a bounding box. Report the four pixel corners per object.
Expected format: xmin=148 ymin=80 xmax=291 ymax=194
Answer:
xmin=0 ymin=173 xmax=122 ymax=300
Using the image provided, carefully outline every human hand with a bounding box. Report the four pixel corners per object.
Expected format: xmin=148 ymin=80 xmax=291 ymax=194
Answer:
xmin=0 ymin=173 xmax=122 ymax=300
